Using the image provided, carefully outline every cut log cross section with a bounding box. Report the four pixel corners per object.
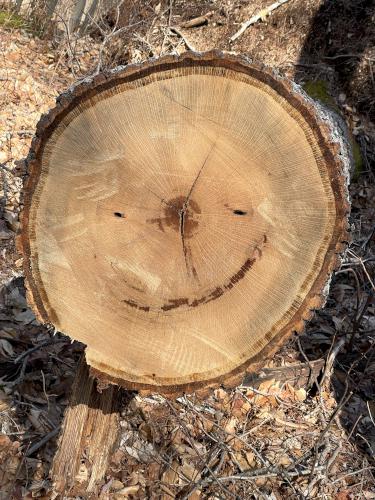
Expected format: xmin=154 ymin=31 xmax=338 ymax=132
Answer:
xmin=20 ymin=53 xmax=350 ymax=394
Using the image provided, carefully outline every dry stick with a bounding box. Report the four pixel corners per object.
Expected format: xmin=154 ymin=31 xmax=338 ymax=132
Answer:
xmin=351 ymin=293 xmax=372 ymax=350
xmin=346 ymin=414 xmax=363 ymax=443
xmin=307 ymin=386 xmax=353 ymax=492
xmin=25 ymin=426 xmax=60 ymax=457
xmin=347 ymin=249 xmax=375 ymax=292
xmin=184 ymin=394 xmax=299 ymax=496
xmin=170 ymin=27 xmax=196 ymax=51
xmin=166 ymin=400 xmax=236 ymax=499
xmin=230 ymin=0 xmax=290 ymax=42
xmin=217 ymin=465 xmax=326 ymax=482
xmin=304 ymin=343 xmax=364 ymax=493
xmin=4 ymin=355 xmax=29 ymax=387
xmin=13 ymin=338 xmax=68 ymax=364
xmin=326 ymin=443 xmax=341 ymax=472
xmin=197 ymin=464 xmax=325 ymax=489
xmin=367 ymin=401 xmax=375 ymax=428
xmin=331 ymin=466 xmax=375 ymax=485
xmin=320 ymin=337 xmax=346 ymax=388
xmin=179 ymin=405 xmax=255 ymax=499
xmin=297 ymin=338 xmax=327 ymax=421
xmin=192 ymin=395 xmax=299 ymax=496
xmin=180 ymin=449 xmax=226 ymax=500
xmin=53 ymin=12 xmax=80 ymax=77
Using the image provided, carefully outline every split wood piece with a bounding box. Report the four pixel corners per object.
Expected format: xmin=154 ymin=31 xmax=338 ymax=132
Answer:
xmin=19 ymin=51 xmax=351 ymax=395
xmin=241 ymin=358 xmax=325 ymax=390
xmin=51 ymin=356 xmax=124 ymax=497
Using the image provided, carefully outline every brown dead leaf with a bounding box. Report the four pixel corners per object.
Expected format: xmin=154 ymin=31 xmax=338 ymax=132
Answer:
xmin=162 ymin=460 xmax=179 ymax=486
xmin=114 ymin=485 xmax=140 ymax=497
xmin=180 ymin=460 xmax=201 ymax=483
xmin=294 ymin=387 xmax=307 ymax=402
xmin=335 ymin=491 xmax=352 ymax=500
xmin=224 ymin=416 xmax=237 ymax=435
xmin=245 ymin=451 xmax=256 ymax=467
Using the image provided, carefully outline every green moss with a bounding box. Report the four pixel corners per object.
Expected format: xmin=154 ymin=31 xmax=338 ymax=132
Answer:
xmin=352 ymin=139 xmax=363 ymax=180
xmin=0 ymin=10 xmax=26 ymax=29
xmin=303 ymin=80 xmax=338 ymax=111
xmin=303 ymin=80 xmax=363 ymax=180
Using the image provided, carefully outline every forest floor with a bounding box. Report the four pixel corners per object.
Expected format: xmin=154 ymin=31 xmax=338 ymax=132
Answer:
xmin=0 ymin=0 xmax=375 ymax=498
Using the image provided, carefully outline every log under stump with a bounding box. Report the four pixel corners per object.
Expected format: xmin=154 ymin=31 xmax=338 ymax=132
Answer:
xmin=50 ymin=357 xmax=124 ymax=496
xmin=19 ymin=52 xmax=350 ymax=394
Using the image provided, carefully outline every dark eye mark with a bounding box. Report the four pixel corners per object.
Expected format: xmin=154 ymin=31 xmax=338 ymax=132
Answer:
xmin=233 ymin=210 xmax=247 ymax=216
xmin=114 ymin=212 xmax=125 ymax=218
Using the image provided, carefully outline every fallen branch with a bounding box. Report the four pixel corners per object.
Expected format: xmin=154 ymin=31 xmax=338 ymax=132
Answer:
xmin=13 ymin=338 xmax=68 ymax=364
xmin=320 ymin=337 xmax=346 ymax=388
xmin=25 ymin=427 xmax=60 ymax=457
xmin=201 ymin=465 xmax=325 ymax=486
xmin=170 ymin=26 xmax=196 ymax=51
xmin=230 ymin=0 xmax=290 ymax=42
xmin=180 ymin=11 xmax=214 ymax=29
xmin=241 ymin=358 xmax=325 ymax=390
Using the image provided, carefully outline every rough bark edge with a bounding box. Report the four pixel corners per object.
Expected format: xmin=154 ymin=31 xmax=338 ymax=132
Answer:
xmin=17 ymin=50 xmax=351 ymax=397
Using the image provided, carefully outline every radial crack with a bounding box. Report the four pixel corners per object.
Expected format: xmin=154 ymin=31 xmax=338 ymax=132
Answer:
xmin=180 ymin=143 xmax=215 ymax=277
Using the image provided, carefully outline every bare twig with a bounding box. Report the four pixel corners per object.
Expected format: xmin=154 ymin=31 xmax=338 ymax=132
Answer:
xmin=13 ymin=338 xmax=68 ymax=364
xmin=230 ymin=0 xmax=290 ymax=42
xmin=331 ymin=466 xmax=375 ymax=485
xmin=3 ymin=355 xmax=29 ymax=387
xmin=207 ymin=465 xmax=326 ymax=484
xmin=25 ymin=426 xmax=60 ymax=457
xmin=166 ymin=400 xmax=236 ymax=499
xmin=367 ymin=401 xmax=375 ymax=428
xmin=170 ymin=26 xmax=196 ymax=51
xmin=347 ymin=249 xmax=375 ymax=291
xmin=321 ymin=337 xmax=346 ymax=388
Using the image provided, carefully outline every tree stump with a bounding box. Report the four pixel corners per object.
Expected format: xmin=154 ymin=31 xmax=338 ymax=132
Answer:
xmin=19 ymin=52 xmax=350 ymax=395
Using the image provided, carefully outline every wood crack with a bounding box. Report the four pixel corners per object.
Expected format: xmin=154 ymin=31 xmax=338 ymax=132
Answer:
xmin=180 ymin=143 xmax=215 ymax=277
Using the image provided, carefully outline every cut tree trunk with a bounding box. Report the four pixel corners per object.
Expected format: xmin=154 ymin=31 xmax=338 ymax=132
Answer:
xmin=19 ymin=52 xmax=351 ymax=395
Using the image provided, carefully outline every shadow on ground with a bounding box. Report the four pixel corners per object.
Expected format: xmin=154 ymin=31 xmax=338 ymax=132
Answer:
xmin=294 ymin=0 xmax=375 ymax=465
xmin=295 ymin=0 xmax=375 ymax=122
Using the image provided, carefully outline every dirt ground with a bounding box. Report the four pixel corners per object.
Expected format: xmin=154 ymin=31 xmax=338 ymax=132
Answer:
xmin=0 ymin=0 xmax=374 ymax=498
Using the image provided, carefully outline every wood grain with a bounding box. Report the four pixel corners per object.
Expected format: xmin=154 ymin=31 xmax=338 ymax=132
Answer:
xmin=51 ymin=357 xmax=122 ymax=496
xmin=20 ymin=52 xmax=350 ymax=394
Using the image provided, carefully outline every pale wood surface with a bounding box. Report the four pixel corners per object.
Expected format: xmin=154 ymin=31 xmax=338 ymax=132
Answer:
xmin=21 ymin=54 xmax=349 ymax=392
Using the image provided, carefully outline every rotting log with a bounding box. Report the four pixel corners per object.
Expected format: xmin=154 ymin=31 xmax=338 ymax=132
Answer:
xmin=19 ymin=51 xmax=351 ymax=396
